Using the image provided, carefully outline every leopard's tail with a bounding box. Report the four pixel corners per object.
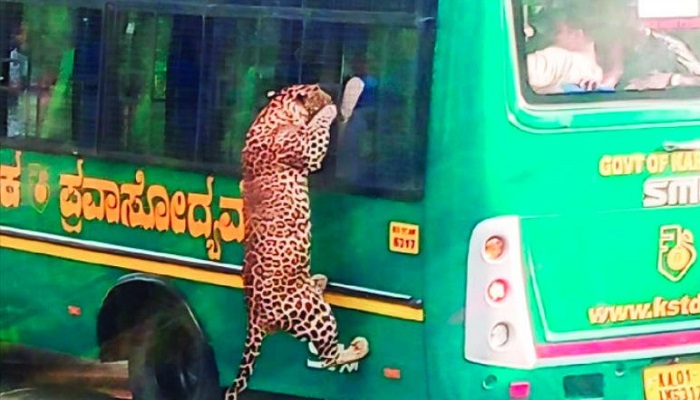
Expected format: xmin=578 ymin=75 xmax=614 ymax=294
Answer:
xmin=224 ymin=323 xmax=265 ymax=400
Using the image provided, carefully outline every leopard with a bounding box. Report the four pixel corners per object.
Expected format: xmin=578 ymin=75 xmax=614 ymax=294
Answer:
xmin=225 ymin=82 xmax=370 ymax=400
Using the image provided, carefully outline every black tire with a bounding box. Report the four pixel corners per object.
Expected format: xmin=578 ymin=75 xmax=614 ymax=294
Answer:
xmin=127 ymin=304 xmax=220 ymax=400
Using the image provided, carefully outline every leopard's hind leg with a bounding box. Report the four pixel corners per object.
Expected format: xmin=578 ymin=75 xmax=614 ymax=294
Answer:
xmin=225 ymin=321 xmax=267 ymax=400
xmin=283 ymin=292 xmax=369 ymax=368
xmin=311 ymin=274 xmax=328 ymax=294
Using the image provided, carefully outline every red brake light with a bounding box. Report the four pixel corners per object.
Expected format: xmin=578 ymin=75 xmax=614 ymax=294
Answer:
xmin=486 ymin=279 xmax=509 ymax=304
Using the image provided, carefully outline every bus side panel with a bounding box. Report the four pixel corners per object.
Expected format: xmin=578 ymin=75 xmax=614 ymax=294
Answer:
xmin=0 ymin=250 xmax=427 ymax=400
xmin=188 ymin=280 xmax=428 ymax=400
xmin=0 ymin=146 xmax=429 ymax=400
xmin=0 ymin=249 xmax=122 ymax=359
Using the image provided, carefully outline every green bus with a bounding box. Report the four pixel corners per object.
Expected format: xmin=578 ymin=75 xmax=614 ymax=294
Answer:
xmin=1 ymin=0 xmax=699 ymax=399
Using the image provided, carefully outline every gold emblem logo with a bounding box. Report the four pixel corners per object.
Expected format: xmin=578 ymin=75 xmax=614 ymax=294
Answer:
xmin=27 ymin=163 xmax=50 ymax=213
xmin=658 ymin=225 xmax=697 ymax=282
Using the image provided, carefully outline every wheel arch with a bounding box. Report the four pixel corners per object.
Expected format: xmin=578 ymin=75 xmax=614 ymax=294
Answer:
xmin=96 ymin=273 xmax=207 ymax=362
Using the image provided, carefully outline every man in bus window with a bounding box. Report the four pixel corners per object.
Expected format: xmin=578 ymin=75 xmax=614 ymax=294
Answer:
xmin=525 ymin=6 xmax=700 ymax=94
xmin=622 ymin=28 xmax=700 ymax=91
xmin=336 ymin=56 xmax=379 ymax=187
xmin=586 ymin=5 xmax=700 ymax=91
xmin=525 ymin=13 xmax=624 ymax=94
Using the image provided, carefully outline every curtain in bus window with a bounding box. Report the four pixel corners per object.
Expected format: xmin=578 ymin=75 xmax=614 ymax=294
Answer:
xmin=2 ymin=4 xmax=75 ymax=141
xmin=203 ymin=16 xmax=423 ymax=194
xmin=166 ymin=15 xmax=204 ymax=160
xmin=73 ymin=8 xmax=102 ymax=149
xmin=519 ymin=0 xmax=700 ymax=100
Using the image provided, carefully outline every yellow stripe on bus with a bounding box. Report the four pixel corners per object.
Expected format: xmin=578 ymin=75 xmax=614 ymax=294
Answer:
xmin=0 ymin=234 xmax=424 ymax=322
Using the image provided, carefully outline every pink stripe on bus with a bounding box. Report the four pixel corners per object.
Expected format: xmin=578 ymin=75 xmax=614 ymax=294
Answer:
xmin=536 ymin=330 xmax=700 ymax=358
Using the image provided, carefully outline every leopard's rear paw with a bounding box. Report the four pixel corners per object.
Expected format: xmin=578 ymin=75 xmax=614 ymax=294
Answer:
xmin=311 ymin=274 xmax=328 ymax=293
xmin=336 ymin=337 xmax=370 ymax=365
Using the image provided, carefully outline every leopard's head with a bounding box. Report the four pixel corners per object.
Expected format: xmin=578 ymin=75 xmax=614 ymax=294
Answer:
xmin=266 ymin=84 xmax=334 ymax=125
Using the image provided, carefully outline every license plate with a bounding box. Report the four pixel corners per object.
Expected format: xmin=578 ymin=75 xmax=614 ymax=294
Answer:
xmin=643 ymin=363 xmax=700 ymax=400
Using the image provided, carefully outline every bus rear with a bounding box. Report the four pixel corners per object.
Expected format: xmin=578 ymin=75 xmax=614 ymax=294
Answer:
xmin=432 ymin=0 xmax=700 ymax=399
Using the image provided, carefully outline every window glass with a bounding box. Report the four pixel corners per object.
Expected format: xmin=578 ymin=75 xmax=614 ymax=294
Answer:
xmin=73 ymin=7 xmax=103 ymax=148
xmin=200 ymin=17 xmax=289 ymax=167
xmin=100 ymin=10 xmax=181 ymax=158
xmin=203 ymin=16 xmax=426 ymax=194
xmin=1 ymin=3 xmax=76 ymax=141
xmin=333 ymin=25 xmax=423 ymax=192
xmin=516 ymin=0 xmax=700 ymax=102
xmin=2 ymin=1 xmax=433 ymax=199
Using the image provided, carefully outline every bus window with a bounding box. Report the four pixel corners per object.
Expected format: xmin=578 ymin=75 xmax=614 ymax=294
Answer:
xmin=1 ymin=3 xmax=76 ymax=141
xmin=201 ymin=13 xmax=428 ymax=198
xmin=0 ymin=2 xmax=22 ymax=136
xmin=200 ymin=16 xmax=295 ymax=167
xmin=514 ymin=0 xmax=700 ymax=102
xmin=332 ymin=24 xmax=424 ymax=194
xmin=100 ymin=10 xmax=188 ymax=159
xmin=73 ymin=7 xmax=103 ymax=149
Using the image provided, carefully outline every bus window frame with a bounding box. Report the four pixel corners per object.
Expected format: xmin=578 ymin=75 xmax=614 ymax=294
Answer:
xmin=0 ymin=0 xmax=436 ymax=203
xmin=503 ymin=0 xmax=700 ymax=134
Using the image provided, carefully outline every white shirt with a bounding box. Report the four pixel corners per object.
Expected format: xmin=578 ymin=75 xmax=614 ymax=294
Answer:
xmin=526 ymin=46 xmax=603 ymax=94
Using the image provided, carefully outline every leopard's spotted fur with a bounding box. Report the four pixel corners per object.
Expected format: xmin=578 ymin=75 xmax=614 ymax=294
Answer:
xmin=225 ymin=84 xmax=369 ymax=400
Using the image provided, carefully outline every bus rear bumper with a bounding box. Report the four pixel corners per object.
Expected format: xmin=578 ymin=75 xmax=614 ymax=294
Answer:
xmin=535 ymin=329 xmax=700 ymax=368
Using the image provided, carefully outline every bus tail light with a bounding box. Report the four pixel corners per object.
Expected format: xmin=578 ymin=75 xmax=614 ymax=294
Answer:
xmin=489 ymin=322 xmax=511 ymax=349
xmin=483 ymin=235 xmax=506 ymax=262
xmin=486 ymin=279 xmax=509 ymax=304
xmin=465 ymin=216 xmax=537 ymax=369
